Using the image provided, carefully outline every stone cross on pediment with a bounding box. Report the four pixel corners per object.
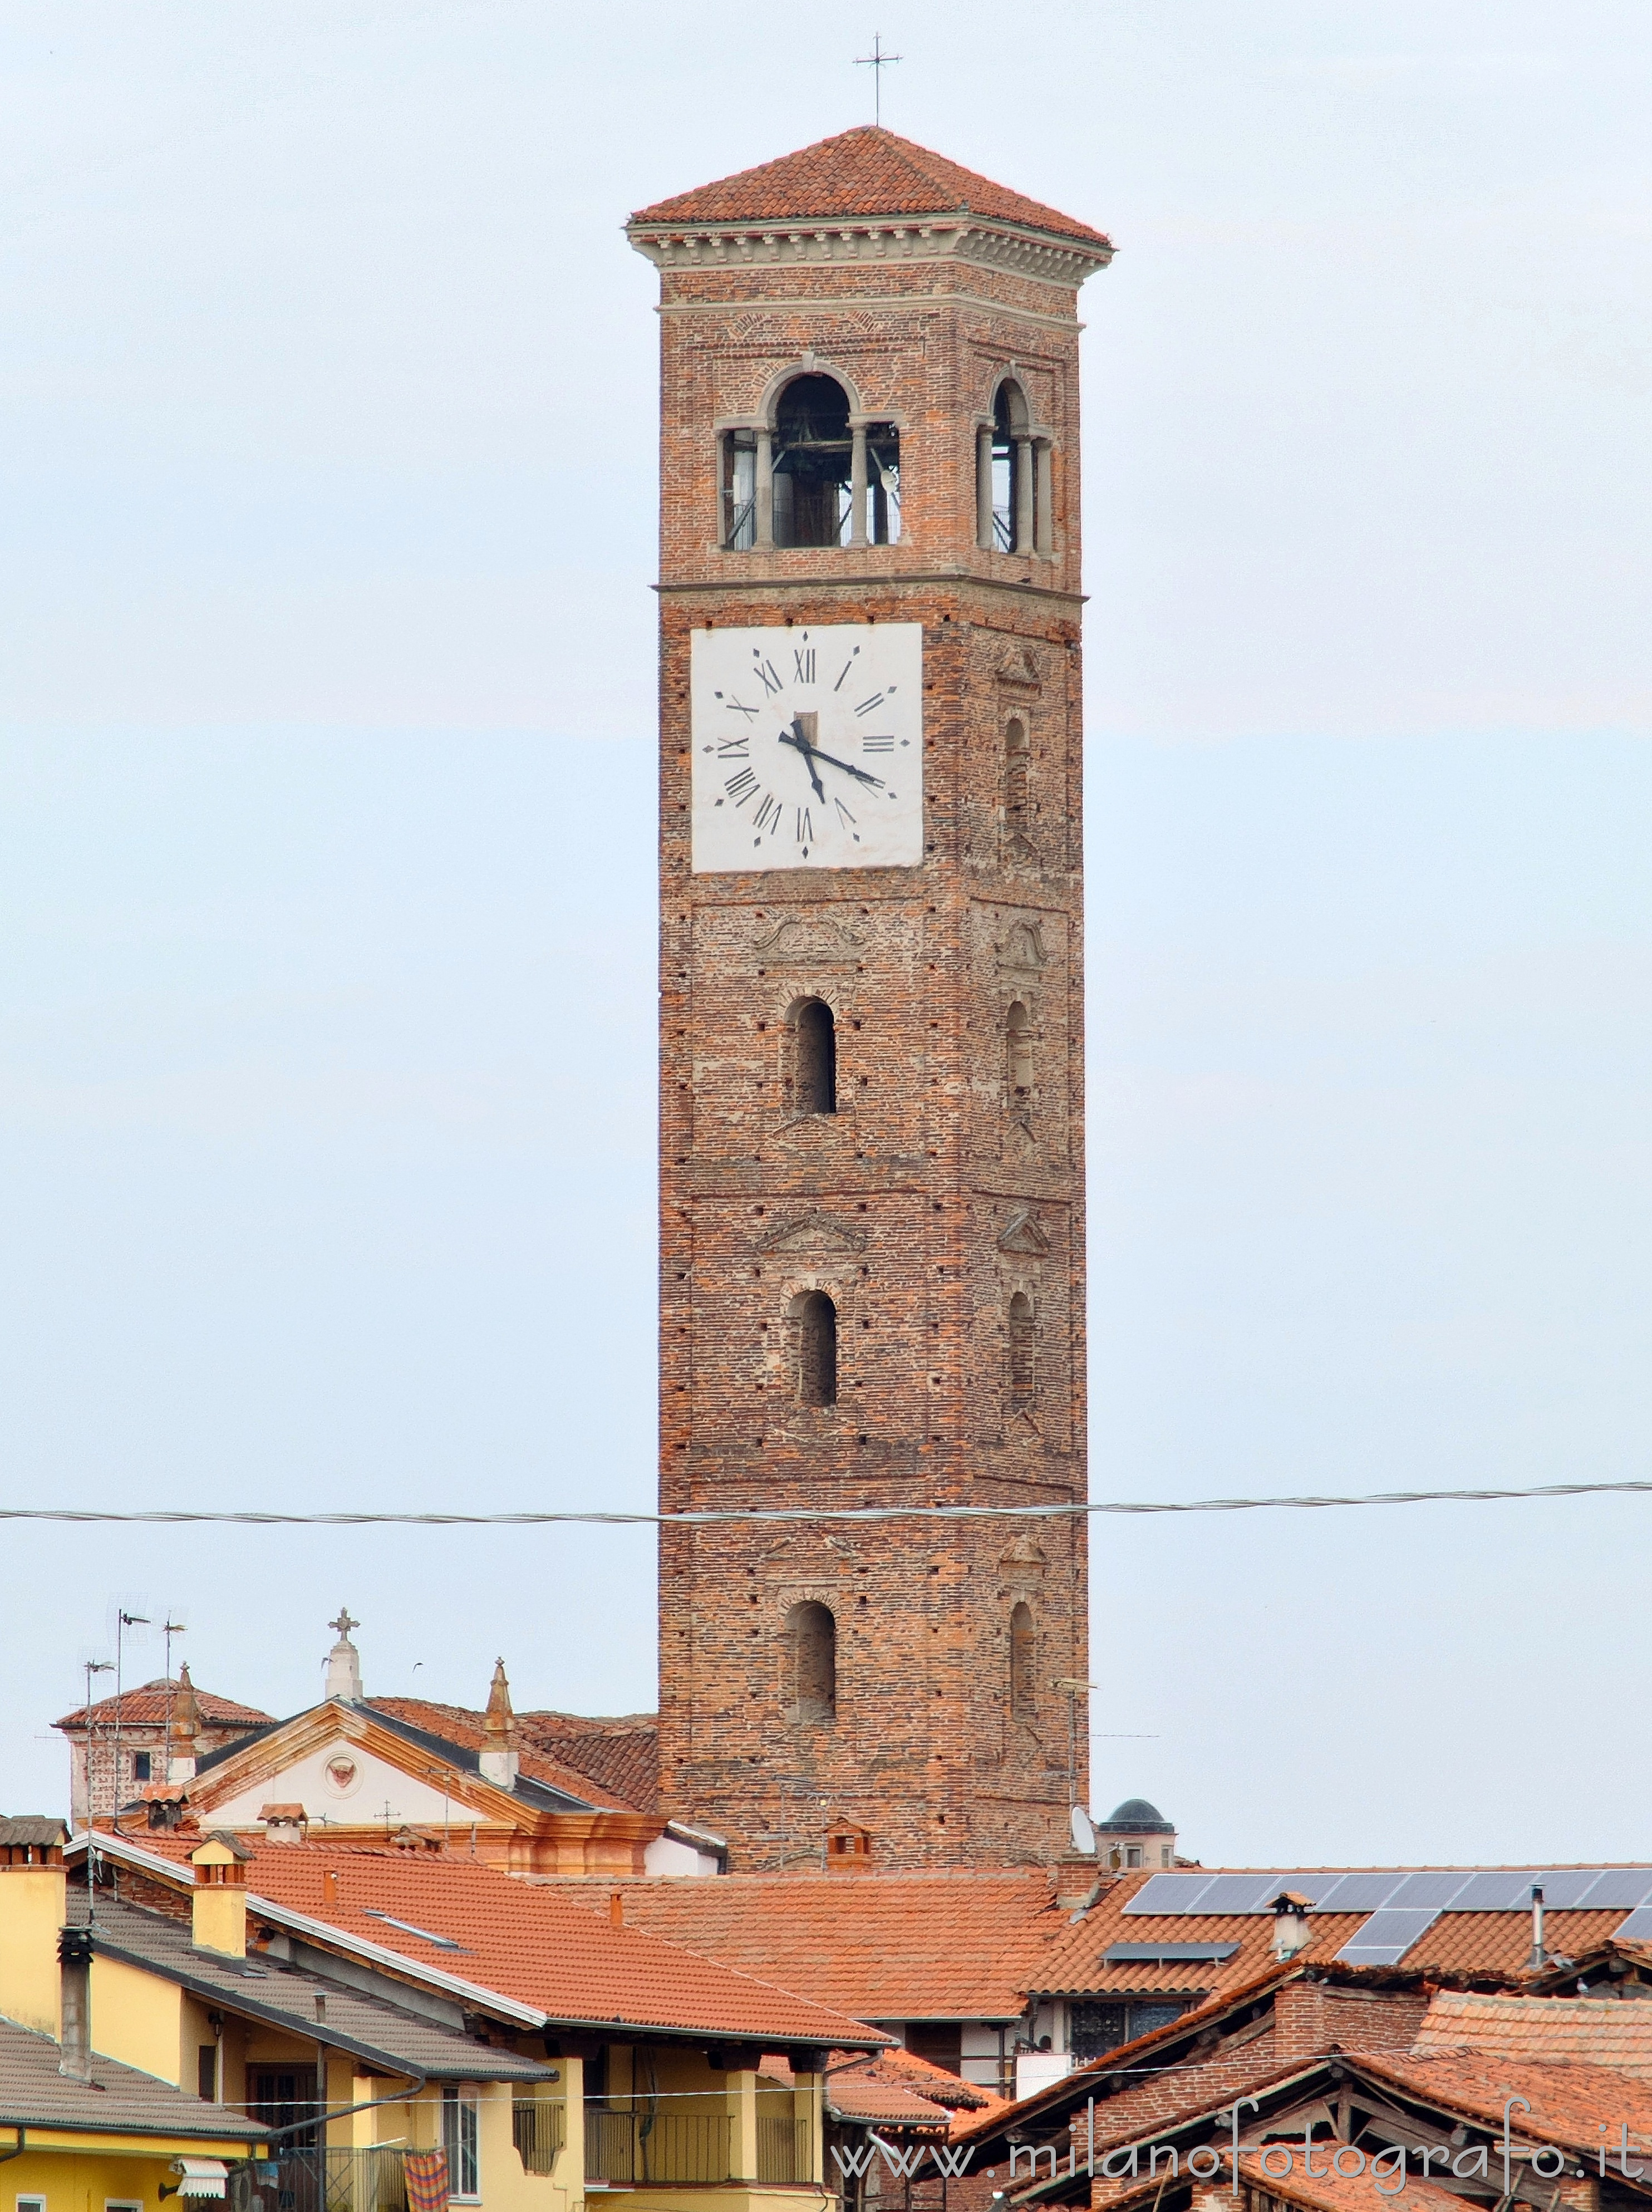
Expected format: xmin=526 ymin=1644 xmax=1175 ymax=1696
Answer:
xmin=329 ymin=1609 xmax=359 ymax=1641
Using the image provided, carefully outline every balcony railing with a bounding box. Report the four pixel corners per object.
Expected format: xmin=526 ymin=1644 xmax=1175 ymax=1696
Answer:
xmin=757 ymin=2115 xmax=814 ymax=2185
xmin=230 ymin=2150 xmax=406 ymax=2212
xmin=584 ymin=2109 xmax=739 ymax=2185
xmin=513 ymin=2098 xmax=567 ymax=2176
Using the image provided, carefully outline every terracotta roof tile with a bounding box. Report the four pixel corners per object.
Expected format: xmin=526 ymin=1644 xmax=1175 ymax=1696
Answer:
xmin=1231 ymin=2152 xmax=1467 ymax=2212
xmin=1359 ymin=2049 xmax=1652 ymax=2158
xmin=101 ymin=1833 xmax=886 ymax=2047
xmin=1413 ymin=1990 xmax=1652 ymax=2078
xmin=1399 ymin=1911 xmax=1626 ymax=1976
xmin=1036 ymin=1889 xmax=1370 ymax=1995
xmin=55 ymin=1678 xmax=274 ymax=1731
xmin=362 ymin=1698 xmax=635 ymax=1811
xmin=527 ymin=1868 xmax=1063 ymax=2021
xmin=630 ymin=127 xmax=1110 ymax=253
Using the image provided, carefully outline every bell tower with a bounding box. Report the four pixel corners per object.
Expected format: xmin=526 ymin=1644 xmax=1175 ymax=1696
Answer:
xmin=628 ymin=129 xmax=1112 ymax=1870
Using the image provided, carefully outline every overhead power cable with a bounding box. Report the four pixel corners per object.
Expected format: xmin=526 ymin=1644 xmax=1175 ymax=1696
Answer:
xmin=1 ymin=1476 xmax=1649 ymax=1528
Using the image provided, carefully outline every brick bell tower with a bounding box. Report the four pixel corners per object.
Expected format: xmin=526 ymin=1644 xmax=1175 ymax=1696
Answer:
xmin=628 ymin=129 xmax=1112 ymax=1871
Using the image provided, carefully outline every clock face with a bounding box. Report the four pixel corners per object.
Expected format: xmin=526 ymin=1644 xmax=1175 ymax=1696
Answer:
xmin=690 ymin=623 xmax=923 ymax=873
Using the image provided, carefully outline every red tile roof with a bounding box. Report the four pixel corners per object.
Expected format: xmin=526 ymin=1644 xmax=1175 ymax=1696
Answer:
xmin=55 ymin=1678 xmax=274 ymax=1731
xmin=1361 ymin=2048 xmax=1652 ymax=2160
xmin=1232 ymin=2152 xmax=1467 ymax=2212
xmin=361 ymin=1698 xmax=637 ymax=1812
xmin=1413 ymin=1990 xmax=1652 ymax=2078
xmin=114 ymin=1833 xmax=886 ymax=2048
xmin=629 ymin=127 xmax=1111 ymax=253
xmin=1400 ymin=1910 xmax=1625 ymax=1975
xmin=528 ymin=1868 xmax=1064 ymax=2021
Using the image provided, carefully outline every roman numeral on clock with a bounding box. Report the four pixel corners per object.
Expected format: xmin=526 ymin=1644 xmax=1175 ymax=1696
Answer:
xmin=754 ymin=793 xmax=783 ymax=833
xmin=793 ymin=648 xmax=816 ymax=684
xmin=753 ymin=656 xmax=783 ymax=696
xmin=855 ymin=691 xmax=886 ymax=716
xmin=794 ymin=807 xmax=813 ymax=843
xmin=716 ymin=737 xmax=750 ymax=759
xmin=725 ymin=768 xmax=759 ymax=805
xmin=861 ymin=735 xmax=894 ymax=753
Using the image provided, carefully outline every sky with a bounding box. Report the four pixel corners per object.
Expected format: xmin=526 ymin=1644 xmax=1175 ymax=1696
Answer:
xmin=1 ymin=0 xmax=1649 ymax=1866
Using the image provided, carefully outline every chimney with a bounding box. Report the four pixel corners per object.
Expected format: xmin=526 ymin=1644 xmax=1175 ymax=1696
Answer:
xmin=323 ymin=1610 xmax=363 ymax=1703
xmin=1272 ymin=1891 xmax=1312 ymax=1962
xmin=1530 ymin=1884 xmax=1546 ymax=1970
xmin=58 ymin=1925 xmax=94 ymax=2081
xmin=168 ymin=1663 xmax=201 ymax=1783
xmin=190 ymin=1835 xmax=250 ymax=1958
xmin=0 ymin=1827 xmax=69 ymax=2038
xmin=609 ymin=1890 xmax=625 ymax=1930
xmin=479 ymin=1660 xmax=519 ymax=1789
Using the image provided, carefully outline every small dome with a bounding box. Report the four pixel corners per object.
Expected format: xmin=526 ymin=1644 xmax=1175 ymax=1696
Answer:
xmin=1095 ymin=1797 xmax=1172 ymax=1833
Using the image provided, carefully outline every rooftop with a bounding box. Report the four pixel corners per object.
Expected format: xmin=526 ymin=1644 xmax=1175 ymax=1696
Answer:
xmin=628 ymin=126 xmax=1112 ymax=253
xmin=55 ymin=1678 xmax=275 ymax=1732
xmin=0 ymin=2012 xmax=265 ymax=2140
xmin=78 ymin=1831 xmax=888 ymax=2051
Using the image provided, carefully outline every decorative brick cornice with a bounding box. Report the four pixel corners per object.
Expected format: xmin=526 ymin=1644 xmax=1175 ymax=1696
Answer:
xmin=626 ymin=214 xmax=1110 ymax=289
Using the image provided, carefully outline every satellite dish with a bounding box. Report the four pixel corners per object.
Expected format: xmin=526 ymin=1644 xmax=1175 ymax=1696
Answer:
xmin=1070 ymin=1805 xmax=1097 ymax=1855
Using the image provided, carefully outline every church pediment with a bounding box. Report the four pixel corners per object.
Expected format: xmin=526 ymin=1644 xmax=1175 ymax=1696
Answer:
xmin=996 ymin=918 xmax=1049 ymax=972
xmin=995 ymin=645 xmax=1043 ymax=691
xmin=758 ymin=1210 xmax=868 ymax=1254
xmin=753 ymin=917 xmax=864 ymax=970
xmin=998 ymin=1207 xmax=1051 ymax=1255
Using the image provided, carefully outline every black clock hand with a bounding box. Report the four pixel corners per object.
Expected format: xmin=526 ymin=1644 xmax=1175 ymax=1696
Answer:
xmin=795 ymin=739 xmax=886 ymax=792
xmin=779 ymin=721 xmax=827 ymax=803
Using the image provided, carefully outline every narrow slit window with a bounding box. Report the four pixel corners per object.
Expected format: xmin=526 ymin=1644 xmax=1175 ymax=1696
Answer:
xmin=794 ymin=1290 xmax=838 ymax=1407
xmin=722 ymin=430 xmax=756 ymax=549
xmin=784 ymin=1600 xmax=837 ymax=1724
xmin=991 ymin=380 xmax=1030 ymax=551
xmin=1009 ymin=1292 xmax=1035 ymax=1408
xmin=1006 ymin=1001 xmax=1034 ymax=1098
xmin=794 ymin=997 xmax=837 ymax=1114
xmin=867 ymin=422 xmax=901 ymax=545
xmin=1009 ymin=1601 xmax=1035 ymax=1721
xmin=1005 ymin=716 xmax=1030 ymax=820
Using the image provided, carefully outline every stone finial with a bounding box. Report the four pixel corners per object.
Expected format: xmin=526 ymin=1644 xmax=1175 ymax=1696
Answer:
xmin=324 ymin=1610 xmax=363 ymax=1703
xmin=167 ymin=1662 xmax=202 ymax=1782
xmin=479 ymin=1659 xmax=519 ymax=1790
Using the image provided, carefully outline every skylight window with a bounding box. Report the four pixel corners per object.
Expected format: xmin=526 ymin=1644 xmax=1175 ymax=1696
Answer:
xmin=361 ymin=1909 xmax=466 ymax=1952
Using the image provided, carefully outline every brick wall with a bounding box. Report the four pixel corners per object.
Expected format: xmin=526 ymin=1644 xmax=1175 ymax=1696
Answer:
xmin=637 ymin=203 xmax=1103 ymax=1870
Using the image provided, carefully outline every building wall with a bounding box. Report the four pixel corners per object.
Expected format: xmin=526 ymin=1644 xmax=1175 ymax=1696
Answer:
xmin=646 ymin=236 xmax=1095 ymax=1869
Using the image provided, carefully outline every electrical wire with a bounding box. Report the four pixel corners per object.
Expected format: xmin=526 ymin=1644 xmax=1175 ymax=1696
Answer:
xmin=1 ymin=1477 xmax=1649 ymax=1528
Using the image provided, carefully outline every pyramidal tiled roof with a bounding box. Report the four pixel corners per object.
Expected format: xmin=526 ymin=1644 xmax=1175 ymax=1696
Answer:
xmin=630 ymin=127 xmax=1110 ymax=253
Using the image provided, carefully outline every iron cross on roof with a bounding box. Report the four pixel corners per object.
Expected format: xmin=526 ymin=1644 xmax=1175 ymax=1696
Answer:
xmin=329 ymin=1608 xmax=360 ymax=1639
xmin=854 ymin=33 xmax=901 ymax=126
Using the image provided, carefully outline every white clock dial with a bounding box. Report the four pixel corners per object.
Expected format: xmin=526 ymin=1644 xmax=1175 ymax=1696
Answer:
xmin=690 ymin=623 xmax=923 ymax=873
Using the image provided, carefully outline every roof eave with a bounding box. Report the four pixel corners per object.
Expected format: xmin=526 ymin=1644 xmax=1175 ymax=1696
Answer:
xmin=625 ymin=210 xmax=1111 ymax=282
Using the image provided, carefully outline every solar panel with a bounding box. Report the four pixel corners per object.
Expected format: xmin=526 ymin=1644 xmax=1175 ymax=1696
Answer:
xmin=1194 ymin=1874 xmax=1291 ymax=1914
xmin=1610 ymin=1904 xmax=1652 ymax=1940
xmin=1310 ymin=1872 xmax=1410 ymax=1914
xmin=1104 ymin=1942 xmax=1242 ymax=1964
xmin=1446 ymin=1870 xmax=1542 ymax=1912
xmin=1386 ymin=1871 xmax=1476 ymax=1910
xmin=1530 ymin=1870 xmax=1609 ymax=1911
xmin=1123 ymin=1874 xmax=1218 ymax=1916
xmin=1575 ymin=1873 xmax=1652 ymax=1912
xmin=1335 ymin=1909 xmax=1443 ymax=1965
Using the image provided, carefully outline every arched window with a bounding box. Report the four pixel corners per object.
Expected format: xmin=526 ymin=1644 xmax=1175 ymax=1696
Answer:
xmin=763 ymin=373 xmax=901 ymax=550
xmin=978 ymin=378 xmax=1048 ymax=554
xmin=794 ymin=997 xmax=836 ymax=1115
xmin=784 ymin=1600 xmax=837 ymax=1724
xmin=774 ymin=375 xmax=853 ymax=548
xmin=794 ymin=1290 xmax=838 ymax=1406
xmin=1009 ymin=1601 xmax=1035 ymax=1722
xmin=1006 ymin=1001 xmax=1034 ymax=1098
xmin=1004 ymin=716 xmax=1030 ymax=821
xmin=1008 ymin=1292 xmax=1035 ymax=1408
